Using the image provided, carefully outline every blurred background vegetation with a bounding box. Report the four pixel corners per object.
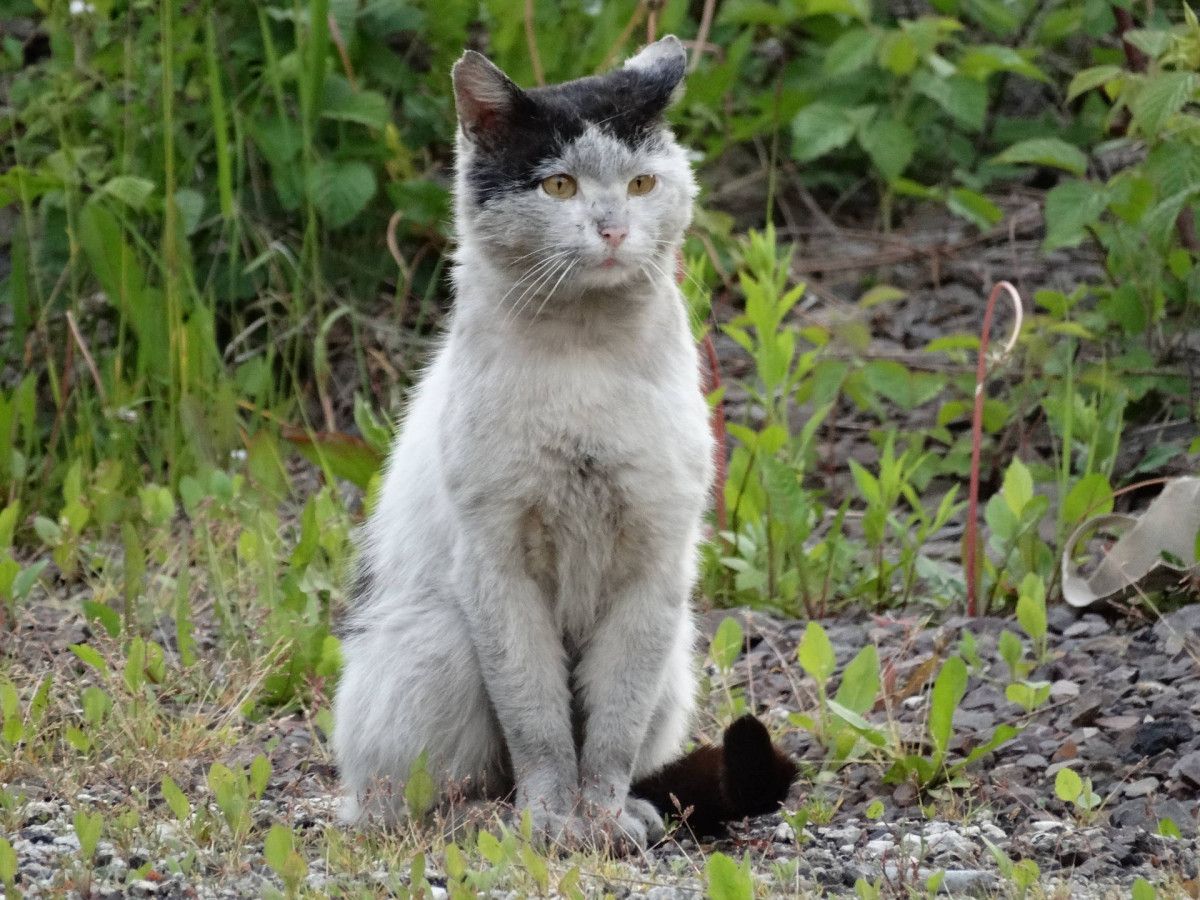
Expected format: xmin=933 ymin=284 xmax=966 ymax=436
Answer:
xmin=0 ymin=0 xmax=1198 ymax=672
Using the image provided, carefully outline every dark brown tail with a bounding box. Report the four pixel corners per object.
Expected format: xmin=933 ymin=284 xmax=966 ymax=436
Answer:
xmin=631 ymin=715 xmax=797 ymax=836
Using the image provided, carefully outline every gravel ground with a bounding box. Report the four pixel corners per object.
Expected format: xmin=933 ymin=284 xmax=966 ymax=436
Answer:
xmin=4 ymin=598 xmax=1199 ymax=897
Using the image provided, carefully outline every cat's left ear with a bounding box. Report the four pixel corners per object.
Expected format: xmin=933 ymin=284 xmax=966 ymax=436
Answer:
xmin=453 ymin=50 xmax=524 ymax=141
xmin=623 ymin=35 xmax=687 ymax=109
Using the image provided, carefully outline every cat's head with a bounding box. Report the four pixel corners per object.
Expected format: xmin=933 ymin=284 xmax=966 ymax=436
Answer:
xmin=451 ymin=37 xmax=696 ymax=294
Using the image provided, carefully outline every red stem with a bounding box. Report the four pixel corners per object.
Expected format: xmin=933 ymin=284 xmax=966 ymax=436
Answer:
xmin=965 ymin=283 xmax=1013 ymax=616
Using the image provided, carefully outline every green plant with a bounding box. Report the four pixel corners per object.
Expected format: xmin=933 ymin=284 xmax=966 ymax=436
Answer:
xmin=1054 ymin=766 xmax=1103 ymax=821
xmin=705 ymin=851 xmax=754 ymax=900
xmin=263 ymin=824 xmax=308 ymax=899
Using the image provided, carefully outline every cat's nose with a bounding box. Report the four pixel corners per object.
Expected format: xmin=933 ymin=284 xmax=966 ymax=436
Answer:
xmin=598 ymin=224 xmax=628 ymax=249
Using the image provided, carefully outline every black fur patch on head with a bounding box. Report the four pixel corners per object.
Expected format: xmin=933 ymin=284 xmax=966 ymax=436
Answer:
xmin=459 ymin=55 xmax=684 ymax=207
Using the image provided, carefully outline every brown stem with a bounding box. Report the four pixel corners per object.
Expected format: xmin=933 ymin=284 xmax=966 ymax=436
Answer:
xmin=523 ymin=0 xmax=545 ymax=85
xmin=690 ymin=0 xmax=718 ymax=72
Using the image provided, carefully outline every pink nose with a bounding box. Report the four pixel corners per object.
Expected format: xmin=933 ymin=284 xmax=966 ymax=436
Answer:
xmin=599 ymin=225 xmax=628 ymax=249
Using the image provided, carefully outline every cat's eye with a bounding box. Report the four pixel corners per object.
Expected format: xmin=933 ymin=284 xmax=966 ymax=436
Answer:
xmin=541 ymin=174 xmax=577 ymax=199
xmin=628 ymin=174 xmax=657 ymax=196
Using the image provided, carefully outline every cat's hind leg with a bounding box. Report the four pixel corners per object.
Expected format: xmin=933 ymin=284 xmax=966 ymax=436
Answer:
xmin=333 ymin=598 xmax=508 ymax=824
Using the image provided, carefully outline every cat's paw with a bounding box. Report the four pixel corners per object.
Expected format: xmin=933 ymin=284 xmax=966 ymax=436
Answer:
xmin=624 ymin=795 xmax=665 ymax=845
xmin=515 ymin=804 xmax=589 ymax=852
xmin=571 ymin=798 xmax=657 ymax=856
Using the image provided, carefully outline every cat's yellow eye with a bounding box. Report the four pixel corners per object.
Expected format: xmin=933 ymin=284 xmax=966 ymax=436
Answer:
xmin=541 ymin=174 xmax=578 ymax=199
xmin=628 ymin=174 xmax=657 ymax=196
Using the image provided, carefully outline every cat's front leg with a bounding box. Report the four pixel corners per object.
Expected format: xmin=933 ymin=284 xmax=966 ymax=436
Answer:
xmin=456 ymin=544 xmax=583 ymax=846
xmin=574 ymin=568 xmax=685 ymax=851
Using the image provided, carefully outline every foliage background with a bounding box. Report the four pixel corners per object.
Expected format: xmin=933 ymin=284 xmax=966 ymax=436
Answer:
xmin=0 ymin=0 xmax=1199 ymax=893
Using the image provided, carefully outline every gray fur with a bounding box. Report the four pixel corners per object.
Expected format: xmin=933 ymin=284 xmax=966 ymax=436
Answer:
xmin=333 ymin=36 xmax=712 ymax=851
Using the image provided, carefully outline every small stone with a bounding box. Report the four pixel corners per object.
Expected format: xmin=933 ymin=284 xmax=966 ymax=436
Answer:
xmin=21 ymin=825 xmax=55 ymax=844
xmin=1124 ymin=720 xmax=1195 ymax=758
xmin=892 ymin=783 xmax=917 ymax=807
xmin=865 ymin=837 xmax=895 ymax=857
xmin=1015 ymin=753 xmax=1048 ymax=769
xmin=1171 ymin=750 xmax=1200 ymax=788
xmin=938 ymin=869 xmax=997 ymax=894
xmin=1097 ymin=715 xmax=1140 ymax=730
xmin=21 ymin=801 xmax=57 ymax=825
xmin=52 ymin=833 xmax=80 ymax=852
xmin=129 ymin=881 xmax=160 ymax=897
xmin=1070 ymin=697 xmax=1105 ymax=727
xmin=1049 ymin=680 xmax=1080 ymax=700
xmin=822 ymin=824 xmax=862 ymax=844
xmin=1030 ymin=819 xmax=1062 ymax=832
xmin=1047 ymin=604 xmax=1078 ymax=634
xmin=772 ymin=821 xmax=794 ymax=843
xmin=1124 ymin=777 xmax=1159 ymax=798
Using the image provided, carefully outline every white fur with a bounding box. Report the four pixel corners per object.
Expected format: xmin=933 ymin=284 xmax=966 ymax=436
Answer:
xmin=333 ymin=38 xmax=712 ymax=850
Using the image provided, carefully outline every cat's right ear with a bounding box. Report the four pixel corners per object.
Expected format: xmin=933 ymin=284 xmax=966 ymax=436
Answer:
xmin=452 ymin=51 xmax=521 ymax=141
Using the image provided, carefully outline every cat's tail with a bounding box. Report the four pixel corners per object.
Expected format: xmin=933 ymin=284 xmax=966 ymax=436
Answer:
xmin=630 ymin=715 xmax=797 ymax=836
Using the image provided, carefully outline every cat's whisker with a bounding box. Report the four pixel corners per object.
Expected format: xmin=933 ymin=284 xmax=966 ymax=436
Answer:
xmin=506 ymin=256 xmax=575 ymax=323
xmin=531 ymin=260 xmax=579 ymax=321
xmin=496 ymin=251 xmax=575 ymax=316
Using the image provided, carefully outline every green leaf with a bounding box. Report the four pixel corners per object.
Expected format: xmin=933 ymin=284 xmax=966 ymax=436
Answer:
xmin=13 ymin=560 xmax=48 ymax=601
xmin=1054 ymin=766 xmax=1083 ymax=802
xmin=1066 ymin=65 xmax=1123 ymax=102
xmin=863 ymin=360 xmax=945 ymax=409
xmin=956 ymin=723 xmax=1020 ymax=769
xmin=100 ymin=175 xmax=155 ymax=209
xmin=1158 ymin=817 xmax=1182 ymax=839
xmin=69 ymin=644 xmax=109 ymax=676
xmin=834 ymin=645 xmax=880 ymax=715
xmin=1016 ymin=575 xmax=1047 ymax=641
xmin=1131 ymin=72 xmax=1199 ymax=137
xmin=1043 ymin=180 xmax=1109 ymax=251
xmin=162 ymin=776 xmax=191 ymax=822
xmin=997 ymin=630 xmax=1025 ymax=678
xmin=947 ymin=188 xmax=1004 ymax=228
xmin=281 ymin=427 xmax=383 ymax=490
xmin=263 ymin=824 xmax=295 ymax=876
xmin=82 ymin=601 xmax=121 ymax=638
xmin=322 ymin=83 xmax=392 ymax=129
xmin=798 ymin=621 xmax=837 ymax=685
xmin=993 ymin=138 xmax=1088 ymax=176
xmin=1131 ymin=877 xmax=1157 ymax=900
xmin=1062 ymin=473 xmax=1113 ymax=524
xmin=1001 ymin=458 xmax=1034 ymax=516
xmin=308 ymin=159 xmax=377 ymax=228
xmin=878 ymin=30 xmax=919 ymax=75
xmin=405 ymin=752 xmax=436 ymax=820
xmin=709 ymin=616 xmax=744 ymax=673
xmin=928 ymin=656 xmax=967 ymax=758
xmin=823 ymin=29 xmax=880 ymax=76
xmin=249 ymin=755 xmax=271 ymax=799
xmin=705 ymin=851 xmax=754 ymax=900
xmin=858 ymin=285 xmax=906 ymax=307
xmin=858 ymin=117 xmax=915 ymax=182
xmin=826 ymin=699 xmax=888 ymax=746
xmin=0 ymin=835 xmax=15 ymax=885
xmin=914 ymin=73 xmax=987 ymax=129
xmin=73 ymin=809 xmax=102 ymax=858
xmin=791 ymin=104 xmax=856 ymax=163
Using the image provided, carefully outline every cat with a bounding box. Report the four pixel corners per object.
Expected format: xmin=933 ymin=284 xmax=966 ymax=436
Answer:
xmin=333 ymin=35 xmax=794 ymax=853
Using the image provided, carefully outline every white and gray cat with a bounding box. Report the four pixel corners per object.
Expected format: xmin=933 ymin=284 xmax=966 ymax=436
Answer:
xmin=333 ymin=36 xmax=794 ymax=852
